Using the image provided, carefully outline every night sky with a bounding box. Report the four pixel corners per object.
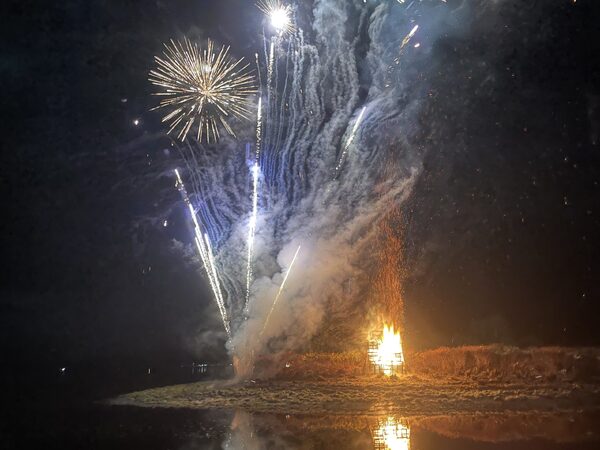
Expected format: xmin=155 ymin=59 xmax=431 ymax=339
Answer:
xmin=2 ymin=0 xmax=600 ymax=373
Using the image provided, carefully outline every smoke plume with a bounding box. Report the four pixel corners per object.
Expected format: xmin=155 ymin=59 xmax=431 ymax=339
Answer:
xmin=175 ymin=0 xmax=485 ymax=372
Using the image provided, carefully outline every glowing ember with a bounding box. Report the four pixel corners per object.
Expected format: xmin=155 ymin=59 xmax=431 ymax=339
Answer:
xmin=369 ymin=324 xmax=404 ymax=376
xmin=372 ymin=417 xmax=410 ymax=450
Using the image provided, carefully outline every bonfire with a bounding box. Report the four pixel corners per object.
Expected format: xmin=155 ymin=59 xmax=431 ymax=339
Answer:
xmin=369 ymin=324 xmax=405 ymax=376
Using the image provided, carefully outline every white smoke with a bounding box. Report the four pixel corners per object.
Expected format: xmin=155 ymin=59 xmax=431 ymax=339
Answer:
xmin=176 ymin=0 xmax=482 ymax=371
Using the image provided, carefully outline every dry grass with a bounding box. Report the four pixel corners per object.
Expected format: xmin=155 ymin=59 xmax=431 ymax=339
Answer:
xmin=407 ymin=345 xmax=600 ymax=383
xmin=110 ymin=345 xmax=600 ymax=415
xmin=265 ymin=351 xmax=369 ymax=380
xmin=260 ymin=345 xmax=600 ymax=383
xmin=110 ymin=374 xmax=600 ymax=415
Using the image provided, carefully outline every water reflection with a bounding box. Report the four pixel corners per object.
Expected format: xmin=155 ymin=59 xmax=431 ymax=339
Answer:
xmin=372 ymin=417 xmax=410 ymax=450
xmin=216 ymin=410 xmax=600 ymax=450
xmin=223 ymin=411 xmax=263 ymax=450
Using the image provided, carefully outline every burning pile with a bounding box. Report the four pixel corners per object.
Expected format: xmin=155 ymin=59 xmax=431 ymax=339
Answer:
xmin=368 ymin=324 xmax=405 ymax=376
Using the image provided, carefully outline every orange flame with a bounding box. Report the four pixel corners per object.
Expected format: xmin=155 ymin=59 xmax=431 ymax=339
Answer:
xmin=369 ymin=324 xmax=404 ymax=376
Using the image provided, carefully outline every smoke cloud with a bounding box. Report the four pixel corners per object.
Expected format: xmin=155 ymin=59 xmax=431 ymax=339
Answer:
xmin=173 ymin=0 xmax=493 ymax=371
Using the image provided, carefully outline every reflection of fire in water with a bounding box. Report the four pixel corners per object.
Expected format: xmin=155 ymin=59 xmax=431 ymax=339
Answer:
xmin=368 ymin=324 xmax=405 ymax=376
xmin=372 ymin=417 xmax=410 ymax=450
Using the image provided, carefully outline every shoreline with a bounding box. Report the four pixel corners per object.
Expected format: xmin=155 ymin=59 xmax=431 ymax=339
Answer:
xmin=109 ymin=374 xmax=600 ymax=415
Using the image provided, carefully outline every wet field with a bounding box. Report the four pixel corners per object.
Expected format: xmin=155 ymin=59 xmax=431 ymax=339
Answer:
xmin=4 ymin=404 xmax=600 ymax=449
xmin=4 ymin=364 xmax=600 ymax=449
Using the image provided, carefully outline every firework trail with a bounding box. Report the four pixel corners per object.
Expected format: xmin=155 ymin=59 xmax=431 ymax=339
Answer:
xmin=400 ymin=24 xmax=419 ymax=51
xmin=267 ymin=40 xmax=276 ymax=88
xmin=149 ymin=39 xmax=256 ymax=143
xmin=334 ymin=106 xmax=367 ymax=176
xmin=254 ymin=97 xmax=264 ymax=160
xmin=258 ymin=0 xmax=292 ymax=91
xmin=243 ymin=4 xmax=293 ymax=317
xmin=244 ymin=74 xmax=266 ymax=310
xmin=174 ymin=169 xmax=231 ymax=338
xmin=260 ymin=245 xmax=301 ymax=337
xmin=232 ymin=0 xmax=431 ymax=353
xmin=244 ymin=161 xmax=260 ymax=310
xmin=158 ymin=0 xmax=455 ymax=360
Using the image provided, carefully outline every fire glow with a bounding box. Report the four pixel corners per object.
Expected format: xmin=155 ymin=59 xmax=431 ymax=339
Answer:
xmin=372 ymin=417 xmax=410 ymax=450
xmin=369 ymin=324 xmax=405 ymax=376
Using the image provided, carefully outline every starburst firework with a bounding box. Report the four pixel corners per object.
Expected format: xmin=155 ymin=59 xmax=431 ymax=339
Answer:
xmin=149 ymin=38 xmax=256 ymax=143
xmin=257 ymin=0 xmax=294 ymax=36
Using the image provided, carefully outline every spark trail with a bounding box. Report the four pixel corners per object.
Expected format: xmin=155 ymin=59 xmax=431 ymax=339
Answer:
xmin=245 ymin=162 xmax=260 ymax=309
xmin=400 ymin=25 xmax=419 ymax=51
xmin=244 ymin=96 xmax=264 ymax=311
xmin=260 ymin=245 xmax=301 ymax=337
xmin=158 ymin=0 xmax=442 ymax=360
xmin=174 ymin=169 xmax=231 ymax=338
xmin=255 ymin=96 xmax=264 ymax=160
xmin=334 ymin=107 xmax=367 ymax=175
xmin=267 ymin=40 xmax=276 ymax=89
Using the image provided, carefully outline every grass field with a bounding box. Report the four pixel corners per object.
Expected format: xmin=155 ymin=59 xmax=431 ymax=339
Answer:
xmin=265 ymin=345 xmax=600 ymax=382
xmin=110 ymin=346 xmax=600 ymax=415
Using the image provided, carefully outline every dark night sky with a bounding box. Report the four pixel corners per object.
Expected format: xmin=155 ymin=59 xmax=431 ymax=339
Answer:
xmin=1 ymin=0 xmax=600 ymax=370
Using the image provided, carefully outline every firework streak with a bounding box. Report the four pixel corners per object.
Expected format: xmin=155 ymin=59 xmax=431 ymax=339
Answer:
xmin=174 ymin=169 xmax=231 ymax=338
xmin=400 ymin=24 xmax=419 ymax=51
xmin=245 ymin=95 xmax=264 ymax=312
xmin=159 ymin=0 xmax=436 ymax=341
xmin=260 ymin=245 xmax=301 ymax=336
xmin=245 ymin=162 xmax=260 ymax=310
xmin=334 ymin=106 xmax=367 ymax=176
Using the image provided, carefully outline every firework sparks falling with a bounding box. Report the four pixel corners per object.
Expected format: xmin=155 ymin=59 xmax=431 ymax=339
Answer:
xmin=257 ymin=0 xmax=294 ymax=36
xmin=267 ymin=40 xmax=276 ymax=88
xmin=174 ymin=169 xmax=231 ymax=338
xmin=155 ymin=0 xmax=442 ymax=367
xmin=260 ymin=245 xmax=301 ymax=336
xmin=244 ymin=97 xmax=264 ymax=311
xmin=149 ymin=39 xmax=256 ymax=143
xmin=400 ymin=25 xmax=419 ymax=51
xmin=255 ymin=96 xmax=263 ymax=160
xmin=244 ymin=162 xmax=261 ymax=310
xmin=335 ymin=107 xmax=367 ymax=175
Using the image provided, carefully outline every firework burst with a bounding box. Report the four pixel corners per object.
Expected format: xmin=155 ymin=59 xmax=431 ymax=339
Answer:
xmin=257 ymin=0 xmax=295 ymax=36
xmin=149 ymin=38 xmax=256 ymax=143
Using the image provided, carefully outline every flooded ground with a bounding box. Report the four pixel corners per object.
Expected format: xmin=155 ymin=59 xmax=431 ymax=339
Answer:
xmin=4 ymin=366 xmax=600 ymax=449
xmin=4 ymin=404 xmax=600 ymax=449
xmin=222 ymin=410 xmax=600 ymax=450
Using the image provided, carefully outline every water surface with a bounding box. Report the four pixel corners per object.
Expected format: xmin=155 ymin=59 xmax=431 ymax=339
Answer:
xmin=5 ymin=404 xmax=599 ymax=449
